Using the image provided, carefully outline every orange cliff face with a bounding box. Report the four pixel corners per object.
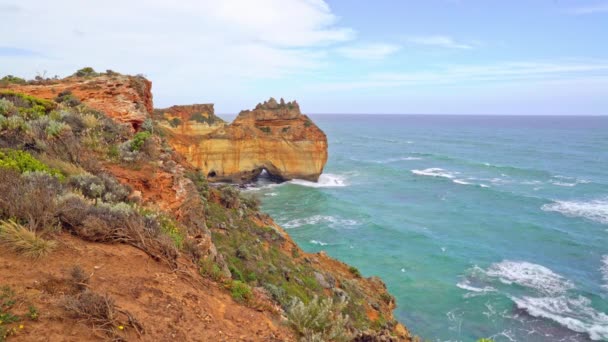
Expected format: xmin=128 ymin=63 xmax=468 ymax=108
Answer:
xmin=3 ymin=73 xmax=152 ymax=130
xmin=162 ymin=98 xmax=328 ymax=183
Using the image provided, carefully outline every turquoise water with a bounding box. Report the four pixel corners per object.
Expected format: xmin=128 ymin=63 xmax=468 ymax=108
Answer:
xmin=247 ymin=115 xmax=608 ymax=341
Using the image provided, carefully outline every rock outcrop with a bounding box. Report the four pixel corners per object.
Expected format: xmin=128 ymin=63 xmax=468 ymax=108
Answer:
xmin=164 ymin=98 xmax=328 ymax=183
xmin=3 ymin=72 xmax=152 ymax=130
xmin=154 ymin=103 xmax=226 ymax=136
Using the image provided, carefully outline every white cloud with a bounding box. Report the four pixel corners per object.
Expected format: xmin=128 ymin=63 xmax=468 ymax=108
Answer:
xmin=315 ymin=60 xmax=608 ymax=90
xmin=0 ymin=0 xmax=355 ymax=108
xmin=570 ymin=4 xmax=608 ymax=14
xmin=336 ymin=43 xmax=400 ymax=60
xmin=407 ymin=35 xmax=473 ymax=49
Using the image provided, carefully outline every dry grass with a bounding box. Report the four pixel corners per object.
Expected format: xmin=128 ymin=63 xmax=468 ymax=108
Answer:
xmin=0 ymin=220 xmax=57 ymax=258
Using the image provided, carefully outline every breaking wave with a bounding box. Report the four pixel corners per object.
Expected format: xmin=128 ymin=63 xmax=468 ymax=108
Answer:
xmin=281 ymin=215 xmax=360 ymax=229
xmin=459 ymin=260 xmax=608 ymax=340
xmin=541 ymin=199 xmax=608 ymax=225
xmin=290 ymin=174 xmax=348 ymax=188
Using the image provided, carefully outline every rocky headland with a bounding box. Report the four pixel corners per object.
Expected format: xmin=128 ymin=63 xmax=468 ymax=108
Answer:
xmin=0 ymin=69 xmax=413 ymax=341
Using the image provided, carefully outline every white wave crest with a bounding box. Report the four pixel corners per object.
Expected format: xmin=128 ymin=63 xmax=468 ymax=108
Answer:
xmin=486 ymin=260 xmax=574 ymax=295
xmin=411 ymin=168 xmax=458 ymax=179
xmin=541 ymin=199 xmax=608 ymax=225
xmin=551 ymin=181 xmax=577 ymax=187
xmin=290 ymin=174 xmax=348 ymax=188
xmin=282 ymin=215 xmax=360 ymax=229
xmin=456 ymin=280 xmax=496 ymax=294
xmin=602 ymin=255 xmax=608 ymax=290
xmin=453 ymin=179 xmax=471 ymax=185
xmin=512 ymin=295 xmax=608 ymax=341
xmin=376 ymin=156 xmax=421 ymax=164
xmin=310 ymin=240 xmax=328 ymax=246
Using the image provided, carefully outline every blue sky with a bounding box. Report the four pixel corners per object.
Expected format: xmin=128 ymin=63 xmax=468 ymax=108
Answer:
xmin=1 ymin=0 xmax=607 ymax=115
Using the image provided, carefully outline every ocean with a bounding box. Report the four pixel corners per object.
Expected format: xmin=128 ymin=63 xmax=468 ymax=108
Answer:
xmin=243 ymin=114 xmax=608 ymax=341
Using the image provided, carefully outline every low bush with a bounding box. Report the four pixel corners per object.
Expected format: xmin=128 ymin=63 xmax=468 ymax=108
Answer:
xmin=199 ymin=258 xmax=224 ymax=281
xmin=130 ymin=131 xmax=151 ymax=152
xmin=0 ymin=75 xmax=26 ymax=85
xmin=218 ymin=185 xmax=240 ymax=209
xmin=54 ymin=90 xmax=81 ymax=107
xmin=349 ymin=266 xmax=362 ymax=278
xmin=0 ymin=220 xmax=57 ymax=258
xmin=169 ymin=117 xmax=181 ymax=127
xmin=0 ymin=170 xmax=62 ymax=233
xmin=73 ymin=67 xmax=98 ymax=78
xmin=0 ymin=91 xmax=55 ymax=114
xmin=230 ymin=280 xmax=252 ymax=303
xmin=0 ymin=149 xmax=62 ymax=177
xmin=286 ymin=296 xmax=350 ymax=342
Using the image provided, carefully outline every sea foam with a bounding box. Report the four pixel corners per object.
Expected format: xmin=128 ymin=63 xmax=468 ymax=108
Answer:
xmin=541 ymin=199 xmax=608 ymax=225
xmin=511 ymin=295 xmax=608 ymax=341
xmin=411 ymin=168 xmax=458 ymax=179
xmin=486 ymin=260 xmax=574 ymax=295
xmin=289 ymin=173 xmax=348 ymax=188
xmin=282 ymin=215 xmax=359 ymax=229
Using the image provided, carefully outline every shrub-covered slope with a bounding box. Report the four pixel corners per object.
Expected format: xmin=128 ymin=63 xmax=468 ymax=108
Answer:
xmin=0 ymin=70 xmax=413 ymax=342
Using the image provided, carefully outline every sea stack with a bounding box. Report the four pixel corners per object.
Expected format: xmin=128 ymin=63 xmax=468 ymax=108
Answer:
xmin=163 ymin=97 xmax=328 ymax=183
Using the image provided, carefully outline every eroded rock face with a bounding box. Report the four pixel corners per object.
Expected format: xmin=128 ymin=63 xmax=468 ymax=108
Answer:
xmin=154 ymin=104 xmax=226 ymax=137
xmin=165 ymin=98 xmax=328 ymax=183
xmin=4 ymin=74 xmax=152 ymax=129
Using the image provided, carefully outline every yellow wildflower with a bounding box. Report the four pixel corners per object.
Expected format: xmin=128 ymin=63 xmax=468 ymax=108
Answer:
xmin=118 ymin=325 xmax=124 ymax=330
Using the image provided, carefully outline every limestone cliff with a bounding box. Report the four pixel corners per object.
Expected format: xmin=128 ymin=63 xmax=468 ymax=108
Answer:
xmin=154 ymin=103 xmax=226 ymax=136
xmin=3 ymin=71 xmax=152 ymax=130
xmin=164 ymin=98 xmax=328 ymax=183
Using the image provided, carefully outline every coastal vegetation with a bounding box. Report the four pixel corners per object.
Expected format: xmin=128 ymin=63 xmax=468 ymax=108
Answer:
xmin=0 ymin=71 xmax=411 ymax=340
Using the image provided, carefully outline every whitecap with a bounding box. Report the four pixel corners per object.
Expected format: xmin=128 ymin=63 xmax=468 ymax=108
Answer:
xmin=511 ymin=295 xmax=608 ymax=341
xmin=411 ymin=168 xmax=458 ymax=179
xmin=486 ymin=260 xmax=574 ymax=295
xmin=310 ymin=240 xmax=328 ymax=246
xmin=551 ymin=181 xmax=577 ymax=187
xmin=281 ymin=215 xmax=360 ymax=229
xmin=289 ymin=173 xmax=348 ymax=188
xmin=541 ymin=199 xmax=608 ymax=225
xmin=265 ymin=192 xmax=278 ymax=197
xmin=452 ymin=179 xmax=471 ymax=185
xmin=480 ymin=184 xmax=490 ymax=188
xmin=456 ymin=279 xmax=496 ymax=294
xmin=376 ymin=156 xmax=422 ymax=164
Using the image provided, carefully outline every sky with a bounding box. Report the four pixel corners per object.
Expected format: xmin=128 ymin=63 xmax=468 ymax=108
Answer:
xmin=1 ymin=0 xmax=607 ymax=115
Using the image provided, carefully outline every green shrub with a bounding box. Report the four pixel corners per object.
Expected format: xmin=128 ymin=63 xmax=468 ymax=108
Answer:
xmin=349 ymin=266 xmax=362 ymax=278
xmin=304 ymin=120 xmax=312 ymax=127
xmin=230 ymin=280 xmax=252 ymax=302
xmin=0 ymin=91 xmax=56 ymax=113
xmin=45 ymin=120 xmax=70 ymax=138
xmin=0 ymin=75 xmax=26 ymax=85
xmin=73 ymin=67 xmax=98 ymax=78
xmin=199 ymin=258 xmax=224 ymax=281
xmin=158 ymin=216 xmax=185 ymax=249
xmin=54 ymin=90 xmax=81 ymax=107
xmin=169 ymin=117 xmax=181 ymax=127
xmin=0 ymin=99 xmax=16 ymax=116
xmin=130 ymin=131 xmax=151 ymax=151
xmin=0 ymin=149 xmax=61 ymax=177
xmin=286 ymin=296 xmax=350 ymax=342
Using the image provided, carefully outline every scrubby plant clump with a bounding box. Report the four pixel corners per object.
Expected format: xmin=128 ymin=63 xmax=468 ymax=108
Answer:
xmin=286 ymin=296 xmax=351 ymax=342
xmin=0 ymin=149 xmax=62 ymax=178
xmin=0 ymin=220 xmax=57 ymax=258
xmin=73 ymin=67 xmax=98 ymax=78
